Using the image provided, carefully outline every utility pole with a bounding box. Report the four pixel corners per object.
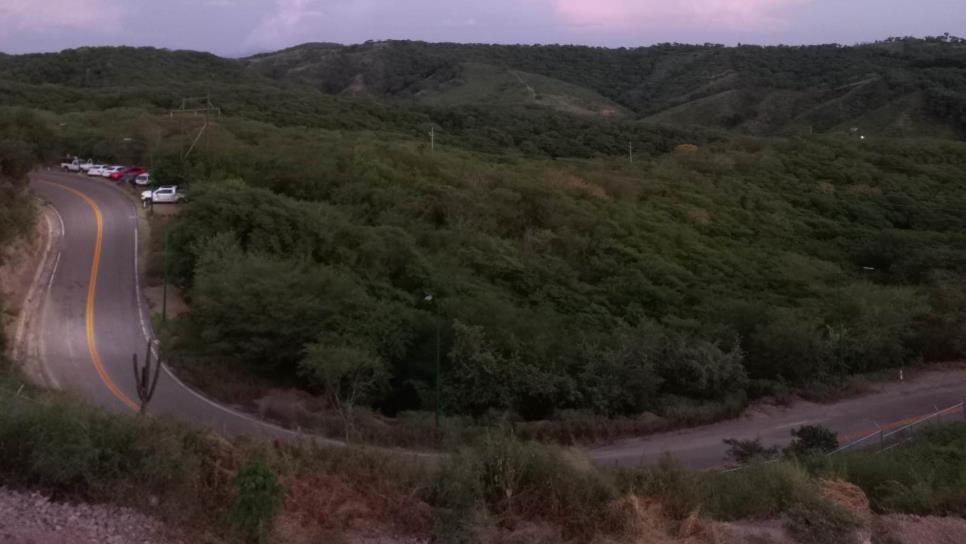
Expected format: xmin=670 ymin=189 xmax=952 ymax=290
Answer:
xmin=430 ymin=126 xmax=435 ymax=152
xmin=169 ymin=96 xmax=221 ymax=166
xmin=629 ymin=142 xmax=633 ymax=164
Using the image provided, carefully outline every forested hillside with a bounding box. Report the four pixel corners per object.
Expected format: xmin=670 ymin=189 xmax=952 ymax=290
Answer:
xmin=4 ymin=38 xmax=966 ymax=427
xmin=247 ymin=36 xmax=966 ymax=136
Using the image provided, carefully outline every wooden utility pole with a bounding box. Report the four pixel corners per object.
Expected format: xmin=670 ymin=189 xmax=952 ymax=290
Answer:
xmin=430 ymin=126 xmax=435 ymax=152
xmin=629 ymin=142 xmax=633 ymax=164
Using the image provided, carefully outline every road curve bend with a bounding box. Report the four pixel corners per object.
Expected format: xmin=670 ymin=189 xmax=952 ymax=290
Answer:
xmin=24 ymin=171 xmax=966 ymax=470
xmin=27 ymin=171 xmax=337 ymax=444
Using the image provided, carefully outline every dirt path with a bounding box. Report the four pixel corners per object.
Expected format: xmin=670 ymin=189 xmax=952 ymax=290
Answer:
xmin=591 ymin=366 xmax=966 ymax=468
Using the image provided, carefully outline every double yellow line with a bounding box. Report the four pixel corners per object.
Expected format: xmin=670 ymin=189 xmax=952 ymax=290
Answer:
xmin=42 ymin=180 xmax=140 ymax=412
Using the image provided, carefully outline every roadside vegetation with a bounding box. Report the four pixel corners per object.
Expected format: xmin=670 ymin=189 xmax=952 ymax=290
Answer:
xmin=1 ymin=352 xmax=965 ymax=543
xmin=3 ymin=40 xmax=966 ymax=443
xmin=153 ymin=119 xmax=966 ymax=441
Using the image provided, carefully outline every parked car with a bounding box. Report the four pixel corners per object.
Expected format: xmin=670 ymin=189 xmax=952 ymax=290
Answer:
xmin=119 ymin=172 xmax=139 ymax=185
xmin=102 ymin=166 xmax=124 ymax=178
xmin=61 ymin=158 xmax=93 ymax=173
xmin=141 ymin=186 xmax=184 ymax=205
xmin=134 ymin=173 xmax=151 ymax=186
xmin=111 ymin=166 xmax=145 ymax=181
xmin=87 ymin=165 xmax=108 ymax=176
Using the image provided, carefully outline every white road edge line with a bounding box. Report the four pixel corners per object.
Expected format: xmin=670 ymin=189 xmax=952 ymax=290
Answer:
xmin=129 ymin=199 xmax=316 ymax=442
xmin=12 ymin=203 xmax=63 ymax=389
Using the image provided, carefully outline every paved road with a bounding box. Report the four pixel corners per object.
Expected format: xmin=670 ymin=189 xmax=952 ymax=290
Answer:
xmin=24 ymin=171 xmax=333 ymax=443
xmin=591 ymin=367 xmax=966 ymax=468
xmin=21 ymin=170 xmax=966 ymax=469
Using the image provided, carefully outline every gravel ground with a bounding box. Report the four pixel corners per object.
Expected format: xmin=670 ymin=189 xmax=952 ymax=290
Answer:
xmin=0 ymin=488 xmax=179 ymax=544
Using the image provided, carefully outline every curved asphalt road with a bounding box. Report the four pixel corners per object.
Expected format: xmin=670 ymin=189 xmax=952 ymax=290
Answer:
xmin=23 ymin=170 xmax=966 ymax=469
xmin=27 ymin=171 xmax=330 ymax=442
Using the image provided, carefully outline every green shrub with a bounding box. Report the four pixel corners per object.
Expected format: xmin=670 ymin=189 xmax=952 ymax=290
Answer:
xmin=434 ymin=432 xmax=619 ymax=539
xmin=723 ymin=437 xmax=780 ymax=465
xmin=228 ymin=460 xmax=282 ymax=544
xmin=0 ymin=382 xmax=220 ymax=526
xmin=619 ymin=455 xmax=705 ymax=519
xmin=787 ymin=425 xmax=839 ymax=457
xmin=705 ymin=462 xmax=820 ymax=520
xmin=832 ymin=423 xmax=966 ymax=515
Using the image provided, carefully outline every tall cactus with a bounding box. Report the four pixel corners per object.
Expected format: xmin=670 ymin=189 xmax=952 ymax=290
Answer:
xmin=132 ymin=339 xmax=163 ymax=415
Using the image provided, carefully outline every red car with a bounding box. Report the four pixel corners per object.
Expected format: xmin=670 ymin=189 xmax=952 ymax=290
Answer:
xmin=111 ymin=166 xmax=146 ymax=181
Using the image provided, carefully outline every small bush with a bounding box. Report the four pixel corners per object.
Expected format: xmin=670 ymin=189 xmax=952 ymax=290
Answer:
xmin=787 ymin=425 xmax=839 ymax=457
xmin=434 ymin=432 xmax=619 ymax=540
xmin=723 ymin=437 xmax=780 ymax=465
xmin=705 ymin=462 xmax=820 ymax=520
xmin=229 ymin=460 xmax=282 ymax=544
xmin=619 ymin=455 xmax=705 ymax=519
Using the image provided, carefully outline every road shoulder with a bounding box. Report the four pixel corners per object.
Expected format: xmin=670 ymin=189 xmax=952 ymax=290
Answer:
xmin=3 ymin=198 xmax=63 ymax=388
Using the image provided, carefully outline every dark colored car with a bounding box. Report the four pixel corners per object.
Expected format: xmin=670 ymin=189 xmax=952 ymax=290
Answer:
xmin=119 ymin=171 xmax=144 ymax=186
xmin=111 ymin=166 xmax=145 ymax=181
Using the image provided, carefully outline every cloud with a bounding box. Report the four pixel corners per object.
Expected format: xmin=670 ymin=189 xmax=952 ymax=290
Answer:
xmin=552 ymin=0 xmax=810 ymax=29
xmin=0 ymin=0 xmax=125 ymax=31
xmin=244 ymin=0 xmax=334 ymax=50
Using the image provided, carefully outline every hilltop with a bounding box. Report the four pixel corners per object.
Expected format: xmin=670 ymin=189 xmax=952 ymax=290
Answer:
xmin=0 ymin=38 xmax=965 ymax=144
xmin=243 ymin=38 xmax=966 ymax=136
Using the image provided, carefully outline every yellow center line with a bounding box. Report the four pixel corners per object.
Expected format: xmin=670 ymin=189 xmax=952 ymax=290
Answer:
xmin=40 ymin=179 xmax=140 ymax=412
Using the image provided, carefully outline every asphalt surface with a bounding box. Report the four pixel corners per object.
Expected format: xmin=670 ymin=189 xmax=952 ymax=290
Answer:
xmin=23 ymin=170 xmax=966 ymax=469
xmin=591 ymin=368 xmax=966 ymax=468
xmin=26 ymin=171 xmax=330 ymax=443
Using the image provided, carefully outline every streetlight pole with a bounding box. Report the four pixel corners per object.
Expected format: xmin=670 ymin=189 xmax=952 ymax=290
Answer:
xmin=435 ymin=316 xmax=441 ymax=432
xmin=162 ymin=229 xmax=169 ymax=323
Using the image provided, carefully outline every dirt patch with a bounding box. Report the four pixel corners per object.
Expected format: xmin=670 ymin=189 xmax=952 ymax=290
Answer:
xmin=687 ymin=208 xmax=712 ymax=225
xmin=278 ymin=473 xmax=432 ymax=542
xmin=821 ymin=480 xmax=872 ymax=523
xmin=142 ymin=285 xmax=189 ymax=320
xmin=876 ymin=514 xmax=966 ymax=544
xmin=544 ymin=171 xmax=608 ymax=198
xmin=710 ymin=520 xmax=792 ymax=544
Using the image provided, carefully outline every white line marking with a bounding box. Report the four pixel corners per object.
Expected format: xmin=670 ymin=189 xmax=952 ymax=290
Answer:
xmin=45 ymin=252 xmax=61 ymax=296
xmin=125 ymin=191 xmax=332 ymax=442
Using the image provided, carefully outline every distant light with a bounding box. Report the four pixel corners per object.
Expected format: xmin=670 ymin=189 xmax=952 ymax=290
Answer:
xmin=424 ymin=294 xmax=434 ymax=302
xmin=862 ymin=267 xmax=876 ymax=271
xmin=860 ymin=136 xmax=866 ymax=140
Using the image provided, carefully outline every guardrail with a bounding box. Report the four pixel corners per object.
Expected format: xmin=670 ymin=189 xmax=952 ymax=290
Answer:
xmin=722 ymin=399 xmax=966 ymax=472
xmin=828 ymin=400 xmax=966 ymax=457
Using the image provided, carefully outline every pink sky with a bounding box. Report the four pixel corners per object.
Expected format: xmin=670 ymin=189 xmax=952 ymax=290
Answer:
xmin=0 ymin=0 xmax=961 ymax=56
xmin=553 ymin=0 xmax=809 ymax=29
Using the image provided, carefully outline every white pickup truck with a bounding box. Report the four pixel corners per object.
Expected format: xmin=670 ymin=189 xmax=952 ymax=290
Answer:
xmin=60 ymin=157 xmax=94 ymax=173
xmin=141 ymin=186 xmax=185 ymax=205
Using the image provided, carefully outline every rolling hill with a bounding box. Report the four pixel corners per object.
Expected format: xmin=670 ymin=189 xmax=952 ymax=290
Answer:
xmin=243 ymin=38 xmax=966 ymax=137
xmin=1 ymin=38 xmax=964 ymax=141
